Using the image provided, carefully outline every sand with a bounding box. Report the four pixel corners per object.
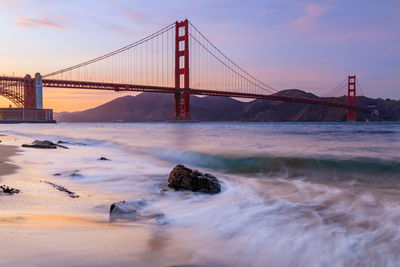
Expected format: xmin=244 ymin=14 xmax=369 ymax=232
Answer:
xmin=0 ymin=135 xmax=195 ymax=267
xmin=0 ymin=142 xmax=19 ymax=180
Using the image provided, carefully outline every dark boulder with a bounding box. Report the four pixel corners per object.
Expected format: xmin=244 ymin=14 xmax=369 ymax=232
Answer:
xmin=99 ymin=157 xmax=111 ymax=161
xmin=168 ymin=165 xmax=221 ymax=194
xmin=22 ymin=140 xmax=68 ymax=149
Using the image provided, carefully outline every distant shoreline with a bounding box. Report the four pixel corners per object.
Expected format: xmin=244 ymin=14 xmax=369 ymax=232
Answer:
xmin=0 ymin=120 xmax=56 ymax=124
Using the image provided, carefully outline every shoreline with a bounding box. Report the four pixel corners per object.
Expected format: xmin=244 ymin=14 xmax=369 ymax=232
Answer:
xmin=0 ymin=136 xmax=19 ymax=180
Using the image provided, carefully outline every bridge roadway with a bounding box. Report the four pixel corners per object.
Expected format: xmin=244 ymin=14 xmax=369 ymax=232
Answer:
xmin=0 ymin=76 xmax=371 ymax=112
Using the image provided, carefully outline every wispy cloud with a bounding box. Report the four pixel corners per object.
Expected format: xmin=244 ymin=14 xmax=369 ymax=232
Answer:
xmin=15 ymin=15 xmax=64 ymax=29
xmin=108 ymin=0 xmax=157 ymax=26
xmin=124 ymin=8 xmax=145 ymax=23
xmin=289 ymin=3 xmax=326 ymax=32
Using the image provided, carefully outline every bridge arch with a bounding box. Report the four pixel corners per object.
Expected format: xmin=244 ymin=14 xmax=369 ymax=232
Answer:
xmin=0 ymin=86 xmax=24 ymax=108
xmin=0 ymin=82 xmax=25 ymax=108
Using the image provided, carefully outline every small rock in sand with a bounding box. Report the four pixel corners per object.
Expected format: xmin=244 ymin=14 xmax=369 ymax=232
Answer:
xmin=98 ymin=157 xmax=111 ymax=161
xmin=168 ymin=164 xmax=221 ymax=194
xmin=0 ymin=185 xmax=20 ymax=195
xmin=70 ymin=170 xmax=82 ymax=177
xmin=52 ymin=170 xmax=82 ymax=177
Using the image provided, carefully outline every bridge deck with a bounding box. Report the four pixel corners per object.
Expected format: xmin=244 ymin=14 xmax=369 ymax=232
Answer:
xmin=41 ymin=79 xmax=371 ymax=112
xmin=0 ymin=76 xmax=371 ymax=112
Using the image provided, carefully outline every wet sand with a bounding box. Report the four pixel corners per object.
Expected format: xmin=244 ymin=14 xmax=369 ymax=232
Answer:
xmin=0 ymin=137 xmax=19 ymax=179
xmin=0 ymin=135 xmax=194 ymax=267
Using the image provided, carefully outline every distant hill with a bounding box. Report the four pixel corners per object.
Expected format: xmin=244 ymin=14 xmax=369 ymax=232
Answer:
xmin=54 ymin=90 xmax=400 ymax=122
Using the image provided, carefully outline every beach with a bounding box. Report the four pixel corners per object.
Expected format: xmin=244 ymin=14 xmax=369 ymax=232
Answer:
xmin=0 ymin=136 xmax=19 ymax=179
xmin=0 ymin=134 xmax=182 ymax=267
xmin=0 ymin=123 xmax=399 ymax=267
xmin=0 ymin=132 xmax=213 ymax=267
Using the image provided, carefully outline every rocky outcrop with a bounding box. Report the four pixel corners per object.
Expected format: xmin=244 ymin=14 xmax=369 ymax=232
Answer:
xmin=109 ymin=200 xmax=166 ymax=224
xmin=22 ymin=140 xmax=68 ymax=149
xmin=168 ymin=165 xmax=221 ymax=194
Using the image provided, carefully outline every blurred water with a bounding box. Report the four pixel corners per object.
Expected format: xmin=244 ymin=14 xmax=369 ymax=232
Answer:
xmin=1 ymin=122 xmax=400 ymax=266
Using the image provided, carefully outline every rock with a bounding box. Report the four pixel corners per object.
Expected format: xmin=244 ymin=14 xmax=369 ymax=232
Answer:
xmin=109 ymin=200 xmax=166 ymax=224
xmin=58 ymin=140 xmax=87 ymax=146
xmin=110 ymin=200 xmax=147 ymax=215
xmin=52 ymin=170 xmax=81 ymax=177
xmin=0 ymin=185 xmax=20 ymax=195
xmin=69 ymin=170 xmax=82 ymax=177
xmin=168 ymin=165 xmax=221 ymax=194
xmin=22 ymin=140 xmax=68 ymax=149
xmin=99 ymin=157 xmax=110 ymax=161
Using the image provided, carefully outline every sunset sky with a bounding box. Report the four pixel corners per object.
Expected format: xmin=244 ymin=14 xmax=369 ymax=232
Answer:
xmin=0 ymin=0 xmax=399 ymax=112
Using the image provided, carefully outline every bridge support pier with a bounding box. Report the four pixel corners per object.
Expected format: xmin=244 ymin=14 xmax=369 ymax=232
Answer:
xmin=174 ymin=90 xmax=190 ymax=121
xmin=23 ymin=74 xmax=36 ymax=108
xmin=35 ymin=73 xmax=43 ymax=109
xmin=23 ymin=73 xmax=43 ymax=109
xmin=174 ymin=19 xmax=191 ymax=121
xmin=347 ymin=75 xmax=356 ymax=122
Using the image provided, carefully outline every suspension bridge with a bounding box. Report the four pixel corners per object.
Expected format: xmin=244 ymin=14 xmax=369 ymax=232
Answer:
xmin=0 ymin=19 xmax=371 ymax=122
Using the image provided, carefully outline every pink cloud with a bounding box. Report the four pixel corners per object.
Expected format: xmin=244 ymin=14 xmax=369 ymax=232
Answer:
xmin=108 ymin=0 xmax=155 ymax=26
xmin=125 ymin=9 xmax=144 ymax=23
xmin=289 ymin=3 xmax=326 ymax=32
xmin=16 ymin=15 xmax=64 ymax=29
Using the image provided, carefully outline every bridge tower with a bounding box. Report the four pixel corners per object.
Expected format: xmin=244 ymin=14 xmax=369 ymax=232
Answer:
xmin=174 ymin=19 xmax=190 ymax=121
xmin=347 ymin=75 xmax=356 ymax=121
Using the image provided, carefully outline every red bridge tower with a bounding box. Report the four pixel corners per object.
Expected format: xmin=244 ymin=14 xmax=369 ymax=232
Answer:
xmin=347 ymin=75 xmax=356 ymax=122
xmin=174 ymin=19 xmax=190 ymax=121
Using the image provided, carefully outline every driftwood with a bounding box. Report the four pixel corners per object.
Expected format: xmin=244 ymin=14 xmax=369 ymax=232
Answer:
xmin=42 ymin=181 xmax=79 ymax=198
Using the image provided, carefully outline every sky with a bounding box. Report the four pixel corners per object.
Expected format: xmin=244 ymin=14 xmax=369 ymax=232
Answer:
xmin=0 ymin=0 xmax=399 ymax=112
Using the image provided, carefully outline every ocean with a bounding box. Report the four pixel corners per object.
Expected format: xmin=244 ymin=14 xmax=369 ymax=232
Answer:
xmin=1 ymin=122 xmax=399 ymax=267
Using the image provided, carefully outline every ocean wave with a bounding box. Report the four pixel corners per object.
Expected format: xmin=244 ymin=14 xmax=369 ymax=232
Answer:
xmin=0 ymin=129 xmax=105 ymax=147
xmin=281 ymin=130 xmax=398 ymax=135
xmin=151 ymin=148 xmax=400 ymax=178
